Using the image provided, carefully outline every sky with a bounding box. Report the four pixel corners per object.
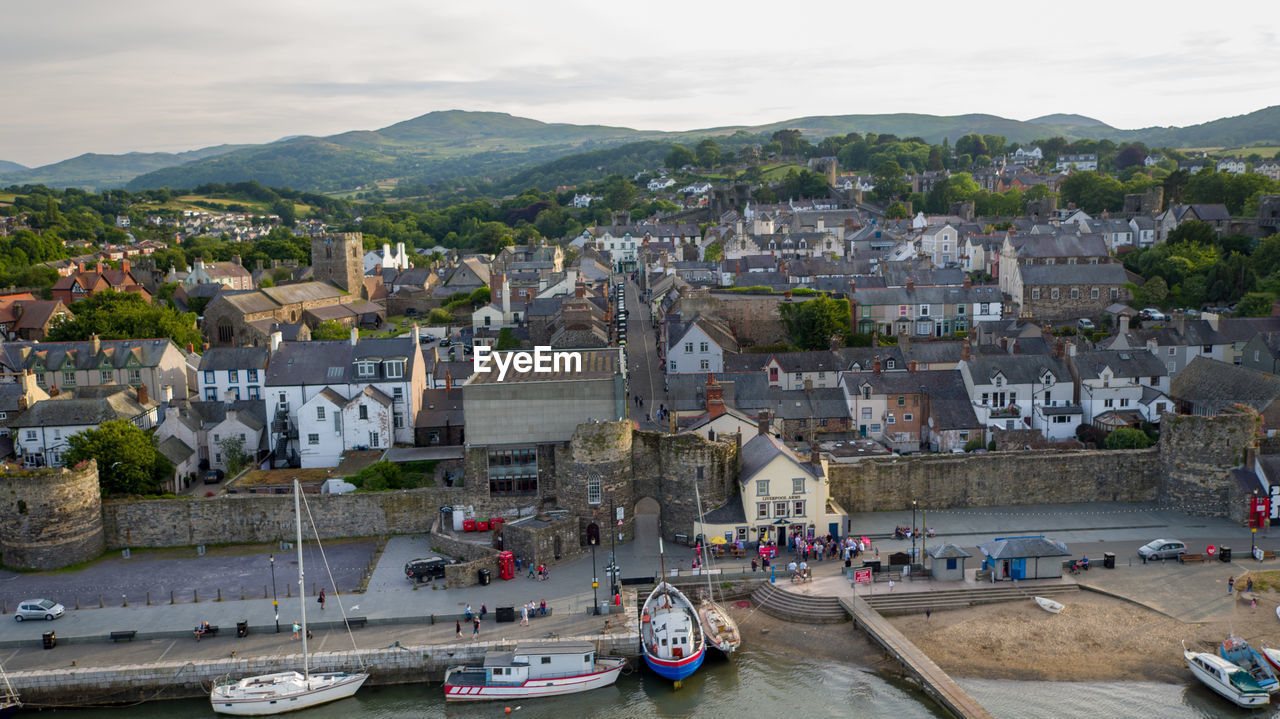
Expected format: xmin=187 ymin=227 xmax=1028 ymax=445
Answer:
xmin=3 ymin=0 xmax=1278 ymax=168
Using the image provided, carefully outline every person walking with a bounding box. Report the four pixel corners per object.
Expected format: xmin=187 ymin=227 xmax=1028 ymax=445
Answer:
xmin=751 ymin=558 xmax=758 ymax=573
xmin=1229 ymin=576 xmax=1236 ymax=594
xmin=472 ymin=617 xmax=480 ymax=640
xmin=888 ymin=579 xmax=895 ymax=593
xmin=456 ymin=619 xmax=462 ymax=638
xmin=521 ymin=605 xmax=529 ymax=626
xmin=291 ymin=621 xmax=301 ymax=640
xmin=479 ymin=604 xmax=487 ymax=620
xmin=1252 ymin=597 xmax=1258 ymax=614
xmin=318 ymin=588 xmax=326 ymax=611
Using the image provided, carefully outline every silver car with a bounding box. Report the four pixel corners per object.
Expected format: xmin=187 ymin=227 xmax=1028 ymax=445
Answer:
xmin=1138 ymin=539 xmax=1187 ymax=561
xmin=14 ymin=598 xmax=64 ymax=622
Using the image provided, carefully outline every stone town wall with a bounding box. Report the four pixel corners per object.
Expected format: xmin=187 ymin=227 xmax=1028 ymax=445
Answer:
xmin=710 ymin=293 xmax=790 ymax=347
xmin=628 ymin=430 xmax=738 ymax=543
xmin=503 ymin=516 xmax=582 ymax=568
xmin=555 ymin=421 xmax=637 ymax=542
xmin=826 ymin=448 xmax=1161 ymax=513
xmin=0 ymin=460 xmax=105 ymax=570
xmin=1159 ymin=409 xmax=1259 ymax=519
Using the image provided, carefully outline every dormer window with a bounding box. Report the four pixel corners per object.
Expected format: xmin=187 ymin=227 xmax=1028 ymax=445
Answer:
xmin=356 ymin=361 xmax=377 ymax=378
xmin=994 ymin=376 xmax=1004 ymax=387
xmin=384 ymin=360 xmax=405 ymax=378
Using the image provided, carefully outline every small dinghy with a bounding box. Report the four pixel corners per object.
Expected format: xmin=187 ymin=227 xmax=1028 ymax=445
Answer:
xmin=1034 ymin=596 xmax=1064 ymax=614
xmin=1220 ymin=635 xmax=1280 ymax=694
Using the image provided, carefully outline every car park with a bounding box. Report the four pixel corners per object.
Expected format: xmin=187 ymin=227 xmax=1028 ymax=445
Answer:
xmin=1138 ymin=539 xmax=1187 ymax=561
xmin=14 ymin=598 xmax=64 ymax=621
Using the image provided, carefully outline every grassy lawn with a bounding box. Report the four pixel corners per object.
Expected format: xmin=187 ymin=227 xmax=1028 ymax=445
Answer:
xmin=0 ymin=192 xmax=16 ymax=203
xmin=759 ymin=163 xmax=805 ymax=181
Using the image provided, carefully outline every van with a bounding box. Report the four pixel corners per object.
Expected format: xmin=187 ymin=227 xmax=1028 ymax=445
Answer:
xmin=405 ymin=556 xmax=450 ymax=583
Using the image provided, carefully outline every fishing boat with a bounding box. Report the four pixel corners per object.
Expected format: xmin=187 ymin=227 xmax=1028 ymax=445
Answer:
xmin=443 ymin=643 xmax=626 ymax=701
xmin=640 ymin=539 xmax=705 ymax=685
xmin=1034 ymin=596 xmax=1064 ymax=614
xmin=210 ymin=481 xmax=368 ymax=715
xmin=1184 ymin=642 xmax=1270 ymax=708
xmin=693 ymin=480 xmax=740 ymax=656
xmin=1220 ymin=635 xmax=1280 ymax=693
xmin=0 ymin=656 xmax=20 ymax=717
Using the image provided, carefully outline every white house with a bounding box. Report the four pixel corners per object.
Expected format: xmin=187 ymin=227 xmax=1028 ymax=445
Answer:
xmin=363 ymin=242 xmax=410 ymax=274
xmin=1012 ymin=146 xmax=1043 ymax=165
xmin=1069 ymin=348 xmax=1170 ymax=428
xmin=647 ymin=178 xmax=675 ymax=192
xmin=1128 ymin=217 xmax=1156 ymax=248
xmin=958 ymin=355 xmax=1079 ymax=441
xmin=571 ymin=194 xmax=598 ymax=208
xmin=764 ymin=351 xmax=843 ymax=390
xmin=919 ymin=223 xmax=960 ymax=266
xmin=295 ymin=386 xmax=393 ymax=468
xmin=681 ymin=182 xmax=713 ymax=195
xmin=471 ymin=280 xmax=525 ymax=332
xmin=664 ymin=314 xmax=738 ymax=374
xmin=1217 ymin=158 xmax=1247 ymax=175
xmin=197 ymin=347 xmax=269 ymax=402
xmin=11 ymin=386 xmax=160 ymax=468
xmin=1055 ymin=154 xmax=1098 ymax=172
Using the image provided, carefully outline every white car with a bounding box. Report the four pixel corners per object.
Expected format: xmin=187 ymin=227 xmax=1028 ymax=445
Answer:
xmin=1142 ymin=308 xmax=1166 ymax=321
xmin=14 ymin=598 xmax=64 ymax=621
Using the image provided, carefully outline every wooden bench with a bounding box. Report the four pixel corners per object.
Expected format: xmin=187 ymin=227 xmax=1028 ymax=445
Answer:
xmin=1264 ymin=550 xmax=1276 ymax=560
xmin=344 ymin=616 xmax=368 ymax=630
xmin=1179 ymin=553 xmax=1205 ymax=564
xmin=110 ymin=630 xmax=137 ymax=642
xmin=195 ymin=625 xmax=219 ymax=640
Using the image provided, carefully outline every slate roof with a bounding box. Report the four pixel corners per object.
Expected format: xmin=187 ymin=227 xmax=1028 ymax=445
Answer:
xmin=157 ymin=435 xmax=195 ymax=465
xmin=1171 ymin=357 xmax=1280 ymax=413
xmin=961 ymin=354 xmax=1071 ymax=385
xmin=416 ymin=388 xmax=464 ymax=427
xmin=665 ymin=372 xmax=772 ymax=413
xmin=198 ymin=347 xmax=269 ymax=372
xmin=1216 ymin=317 xmax=1280 ymax=343
xmin=701 ymin=499 xmax=747 ymax=524
xmin=2 ymin=338 xmax=176 ymax=374
xmin=926 ymin=543 xmax=972 ymax=559
xmin=768 ymin=351 xmax=841 ymax=373
xmin=265 ymin=336 xmax=416 ymax=386
xmin=1257 ymin=455 xmax=1280 ymax=484
xmin=902 ymin=342 xmax=964 ymax=365
xmin=1018 ymin=263 xmax=1129 ymax=285
xmin=834 ymin=346 xmax=907 ymax=371
xmin=767 ymin=387 xmax=848 ymax=420
xmin=738 ymin=433 xmax=822 ymax=485
xmin=978 ymin=537 xmax=1070 ymax=560
xmin=668 ymin=313 xmax=739 ymax=354
xmin=722 ymin=353 xmax=770 ymax=373
xmin=852 ymin=285 xmax=1002 ymax=306
xmin=11 ymin=386 xmax=157 ymax=427
xmin=1008 ymin=234 xmax=1109 ymax=258
xmin=1071 ymin=349 xmax=1168 ymax=380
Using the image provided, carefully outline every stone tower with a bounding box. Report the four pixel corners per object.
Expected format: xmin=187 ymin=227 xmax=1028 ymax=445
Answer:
xmin=0 ymin=460 xmax=104 ymax=570
xmin=311 ymin=232 xmax=364 ymax=294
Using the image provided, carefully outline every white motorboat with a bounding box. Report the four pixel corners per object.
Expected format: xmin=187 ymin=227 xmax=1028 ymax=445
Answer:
xmin=1034 ymin=596 xmax=1064 ymax=614
xmin=211 ymin=481 xmax=368 ymax=715
xmin=1184 ymin=643 xmax=1270 ymax=708
xmin=443 ymin=643 xmax=626 ymax=701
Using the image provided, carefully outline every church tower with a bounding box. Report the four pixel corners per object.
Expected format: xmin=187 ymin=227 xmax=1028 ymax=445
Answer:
xmin=311 ymin=232 xmax=364 ymax=294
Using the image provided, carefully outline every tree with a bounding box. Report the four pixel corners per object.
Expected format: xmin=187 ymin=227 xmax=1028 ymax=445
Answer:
xmin=469 ymin=287 xmax=491 ymax=305
xmin=217 ymin=435 xmax=250 ymax=476
xmin=778 ymin=295 xmax=850 ymax=350
xmin=496 ymin=327 xmax=519 ymax=350
xmin=426 ymin=308 xmax=454 ymax=325
xmin=927 ymin=146 xmax=943 ymax=172
xmin=885 ymin=202 xmax=909 ymax=219
xmin=702 ymin=242 xmax=722 ymax=263
xmin=1134 ymin=276 xmax=1168 ymax=307
xmin=270 ymin=200 xmax=296 ymax=227
xmin=872 ymin=161 xmax=909 ymax=201
xmin=47 ymin=291 xmax=200 ymax=348
xmin=1115 ymin=145 xmax=1146 ymax=170
xmin=664 ymin=145 xmax=695 ymax=170
xmin=602 ymin=177 xmax=637 ymax=211
xmin=1235 ymin=292 xmax=1275 ymax=317
xmin=955 ymin=134 xmax=988 ymax=158
xmin=62 ymin=419 xmax=169 ymax=495
xmin=695 ymin=139 xmax=721 ymax=168
xmin=1166 ymin=220 xmax=1217 ymax=247
xmin=310 ymin=320 xmax=350 ymax=340
xmin=1105 ymin=427 xmax=1154 ymax=450
xmin=771 ymin=129 xmax=802 ymax=154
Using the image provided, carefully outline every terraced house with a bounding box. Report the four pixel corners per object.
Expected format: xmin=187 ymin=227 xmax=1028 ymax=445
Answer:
xmin=850 ymin=278 xmax=1003 ymax=337
xmin=0 ymin=336 xmax=191 ymax=400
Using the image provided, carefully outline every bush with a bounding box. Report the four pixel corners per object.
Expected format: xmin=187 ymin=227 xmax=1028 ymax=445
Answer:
xmin=986 ymin=439 xmax=996 ymax=451
xmin=1076 ymin=424 xmax=1107 ymax=449
xmin=1105 ymin=427 xmax=1154 ymax=450
xmin=791 ymin=287 xmax=816 ymax=295
xmin=963 ymin=438 xmax=985 ymax=452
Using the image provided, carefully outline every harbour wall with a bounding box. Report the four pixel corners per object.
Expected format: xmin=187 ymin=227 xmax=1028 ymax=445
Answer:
xmin=7 ymin=632 xmax=640 ymax=706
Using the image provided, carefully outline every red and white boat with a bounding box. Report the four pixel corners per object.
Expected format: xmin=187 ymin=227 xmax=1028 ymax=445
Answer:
xmin=443 ymin=643 xmax=626 ymax=701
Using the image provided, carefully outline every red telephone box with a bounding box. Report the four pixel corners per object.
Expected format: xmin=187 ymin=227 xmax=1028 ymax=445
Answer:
xmin=498 ymin=551 xmax=514 ymax=580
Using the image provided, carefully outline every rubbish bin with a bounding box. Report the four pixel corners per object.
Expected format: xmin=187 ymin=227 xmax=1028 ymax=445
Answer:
xmin=479 ymin=568 xmax=491 ymax=586
xmin=1221 ymin=547 xmax=1232 ymax=562
xmin=495 ymin=606 xmax=515 ymax=623
xmin=42 ymin=631 xmax=55 ymax=650
xmin=236 ymin=620 xmax=249 ymax=638
xmin=1103 ymin=552 xmax=1116 ymax=569
xmin=862 ymin=559 xmax=882 ymax=574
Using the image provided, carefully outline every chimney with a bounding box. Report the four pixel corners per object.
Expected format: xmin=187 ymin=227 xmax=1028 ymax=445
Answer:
xmin=136 ymin=382 xmax=149 ymax=405
xmin=963 ymin=274 xmax=972 ymax=289
xmin=1173 ymin=312 xmax=1187 ymax=335
xmin=705 ymin=374 xmax=725 ymax=419
xmin=350 ymin=327 xmax=359 ymax=346
xmin=446 ymin=370 xmax=453 ymax=391
xmin=829 ymin=335 xmax=841 ymax=352
xmin=961 ymin=342 xmax=971 ymax=361
xmin=492 ymin=272 xmax=504 ymax=299
xmin=849 ymin=278 xmax=856 ymax=295
xmin=1246 ymin=445 xmax=1259 ymax=470
xmin=873 ymin=356 xmax=882 ymax=375
xmin=49 ymin=384 xmax=59 ymax=397
xmin=575 ymin=282 xmax=586 ymax=299
xmin=90 ymin=333 xmax=100 ymax=355
xmin=78 ymin=261 xmax=86 ymax=273
xmin=383 ymin=243 xmax=392 ymax=265
xmin=909 ymin=360 xmax=919 ymax=372
xmin=270 ymin=331 xmax=283 ymax=353
xmin=1054 ymin=339 xmax=1065 ymax=358
xmin=162 ymin=384 xmax=174 ymax=403
xmin=121 ymin=259 xmax=130 ymax=275
xmin=186 ymin=342 xmax=195 ymax=354
xmin=96 ymin=261 xmax=105 ymax=274
xmin=756 ymin=411 xmax=771 ymax=437
xmin=803 ymin=377 xmax=813 ymax=393
xmin=397 ymin=242 xmax=406 ymax=266
xmin=375 ymin=263 xmax=382 ymax=275
xmin=1119 ymin=314 xmax=1130 ymax=335
xmin=502 ymin=279 xmax=511 ymax=316
xmin=906 ymin=278 xmax=915 ymax=292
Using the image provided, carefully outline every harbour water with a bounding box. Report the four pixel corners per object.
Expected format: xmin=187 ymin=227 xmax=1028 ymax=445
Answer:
xmin=32 ymin=647 xmax=1274 ymax=718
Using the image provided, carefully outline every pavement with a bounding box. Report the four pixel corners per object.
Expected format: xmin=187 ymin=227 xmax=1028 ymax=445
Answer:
xmin=3 ymin=499 xmax=1275 ymax=672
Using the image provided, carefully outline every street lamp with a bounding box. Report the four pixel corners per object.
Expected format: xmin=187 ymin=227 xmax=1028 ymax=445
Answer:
xmin=1253 ymin=490 xmax=1259 ymax=560
xmin=269 ymin=554 xmax=279 ymax=633
xmin=911 ymin=499 xmax=918 ymax=567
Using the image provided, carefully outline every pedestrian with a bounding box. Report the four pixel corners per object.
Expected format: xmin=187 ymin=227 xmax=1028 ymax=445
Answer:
xmin=614 ymin=592 xmax=622 ymax=606
xmin=472 ymin=617 xmax=480 ymax=639
xmin=465 ymin=603 xmax=473 ymax=622
xmin=751 ymin=558 xmax=758 ymax=573
xmin=318 ymin=588 xmax=325 ymax=611
xmin=528 ymin=563 xmax=537 ymax=579
xmin=1229 ymin=576 xmax=1236 ymax=594
xmin=539 ymin=600 xmax=547 ymax=616
xmin=291 ymin=621 xmax=301 ymax=640
xmin=456 ymin=619 xmax=462 ymax=638
xmin=1248 ymin=577 xmax=1255 ymax=593
xmin=480 ymin=604 xmax=487 ymax=620
xmin=1252 ymin=597 xmax=1258 ymax=614
xmin=926 ymin=609 xmax=932 ymax=622
xmin=888 ymin=579 xmax=895 ymax=593
xmin=520 ymin=605 xmax=529 ymax=625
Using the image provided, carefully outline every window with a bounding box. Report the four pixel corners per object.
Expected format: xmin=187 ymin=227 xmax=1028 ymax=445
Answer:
xmin=1168 ymin=348 xmax=1175 ymax=356
xmin=684 ymin=342 xmax=693 ymax=353
xmin=669 ymin=361 xmax=677 ymax=371
xmin=231 ymin=387 xmax=241 ymax=401
xmin=129 ymin=369 xmax=141 ymax=384
xmin=541 ymin=657 xmax=551 ymax=665
xmin=248 ymin=386 xmax=260 ymax=399
xmin=1091 ymin=288 xmax=1100 ymax=299
xmin=700 ymin=360 xmax=710 ymax=370
xmin=394 ymin=412 xmax=404 ymax=429
xmin=774 ymin=501 xmax=789 ymax=517
xmin=356 ymin=361 xmax=376 ymax=377
xmin=24 ymin=430 xmax=35 ymax=441
xmin=903 ymin=414 xmax=913 ymax=422
xmin=947 ymin=558 xmax=958 ymax=570
xmin=227 ymin=370 xmax=238 ymax=383
xmin=886 ymin=359 xmax=895 ymax=369
xmin=899 ymin=305 xmax=908 ymax=317
xmin=699 ymin=342 xmax=709 ymax=353
xmin=1070 ymin=288 xmax=1079 ymax=299
xmin=308 ymin=434 xmax=319 ymax=445
xmin=1052 ymin=415 xmax=1071 ymax=424
xmin=317 ymin=407 xmax=326 ymax=421
xmin=99 ymin=369 xmax=112 ymax=383
xmin=1104 ymin=399 xmax=1114 ymax=408
xmin=62 ymin=371 xmax=75 ymax=386
xmin=793 ymin=500 xmax=805 ymax=517
xmin=981 ymin=392 xmax=989 ymax=405
xmin=920 ymin=305 xmax=930 ymax=316
xmin=204 ymin=387 xmax=217 ymax=401
xmin=897 ymin=396 xmax=906 ymax=407
xmin=369 ymin=431 xmax=379 ymax=448
xmin=957 ymin=304 xmax=966 ymax=315
xmin=247 ymin=370 xmax=258 ymax=382
xmin=488 ymin=447 xmax=538 ymax=496
xmin=359 ymin=405 xmax=369 ymax=420
xmin=887 ymin=415 xmax=896 ymax=424
xmin=1032 ymin=289 xmax=1041 ymax=300
xmin=959 ymin=431 xmax=969 ymax=442
xmin=870 ymin=423 xmax=881 ymax=432
xmin=1050 ymin=289 xmax=1060 ymax=300
xmin=1120 ymin=398 xmax=1130 ymax=407
xmin=587 ymin=473 xmax=602 ymax=505
xmin=35 ymin=374 xmax=45 ymax=388
xmin=792 ymin=478 xmax=804 ymax=494
xmin=1044 ymin=390 xmax=1051 ymax=404
xmin=861 ymin=407 xmax=872 ymax=419
xmin=1202 ymin=345 xmax=1212 ymax=353
xmin=1156 ymin=402 xmax=1167 ymax=414
xmin=757 ymin=503 xmax=769 ymax=519
xmin=214 ymin=452 xmax=222 ymax=464
xmin=203 ymin=371 xmax=214 ymax=384
xmin=384 ymin=360 xmax=405 ymax=378
xmin=757 ymin=480 xmax=769 ymax=496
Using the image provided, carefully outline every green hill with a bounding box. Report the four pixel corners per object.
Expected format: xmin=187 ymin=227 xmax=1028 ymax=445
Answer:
xmin=0 ymin=145 xmax=250 ymax=191
xmin=0 ymin=160 xmax=28 ymax=174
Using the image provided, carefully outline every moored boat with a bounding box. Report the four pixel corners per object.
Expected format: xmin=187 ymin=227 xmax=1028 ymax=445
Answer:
xmin=1034 ymin=596 xmax=1063 ymax=614
xmin=1220 ymin=635 xmax=1280 ymax=693
xmin=698 ymin=599 xmax=741 ymax=655
xmin=443 ymin=643 xmax=626 ymax=701
xmin=640 ymin=579 xmax=705 ymax=684
xmin=1185 ymin=643 xmax=1270 ymax=708
xmin=0 ymin=655 xmax=19 ymax=717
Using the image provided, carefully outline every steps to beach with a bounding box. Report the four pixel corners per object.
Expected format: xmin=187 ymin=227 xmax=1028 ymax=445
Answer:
xmin=749 ymin=583 xmax=848 ymax=624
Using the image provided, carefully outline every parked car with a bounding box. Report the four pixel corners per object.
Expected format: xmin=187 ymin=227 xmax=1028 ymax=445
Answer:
xmin=14 ymin=598 xmax=64 ymax=622
xmin=1141 ymin=308 xmax=1166 ymax=321
xmin=1138 ymin=539 xmax=1187 ymax=561
xmin=405 ymin=556 xmax=454 ymax=583
xmin=439 ymin=338 xmax=452 ymax=347
xmin=1077 ymin=318 xmax=1095 ymax=330
xmin=203 ymin=469 xmax=224 ymax=484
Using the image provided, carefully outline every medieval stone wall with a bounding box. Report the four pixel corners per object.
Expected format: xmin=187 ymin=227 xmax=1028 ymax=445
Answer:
xmin=0 ymin=460 xmax=105 ymax=570
xmin=1158 ymin=409 xmax=1259 ymax=518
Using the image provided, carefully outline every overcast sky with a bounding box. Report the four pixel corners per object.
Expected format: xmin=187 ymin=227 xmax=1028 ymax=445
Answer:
xmin=3 ymin=0 xmax=1277 ymax=167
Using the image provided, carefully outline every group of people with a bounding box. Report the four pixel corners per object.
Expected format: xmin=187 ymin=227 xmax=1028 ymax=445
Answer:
xmin=519 ymin=600 xmax=548 ymax=625
xmin=526 ymin=563 xmax=550 ymax=580
xmin=893 ymin=526 xmax=935 ymax=540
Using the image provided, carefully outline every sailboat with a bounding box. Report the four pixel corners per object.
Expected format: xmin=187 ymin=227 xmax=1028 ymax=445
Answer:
xmin=210 ymin=480 xmax=369 ymax=715
xmin=693 ymin=479 xmax=740 ymax=656
xmin=0 ymin=656 xmax=21 ymax=717
xmin=640 ymin=538 xmax=706 ymax=685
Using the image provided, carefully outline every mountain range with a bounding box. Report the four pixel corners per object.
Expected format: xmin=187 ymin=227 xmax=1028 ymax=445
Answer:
xmin=2 ymin=106 xmax=1277 ymax=194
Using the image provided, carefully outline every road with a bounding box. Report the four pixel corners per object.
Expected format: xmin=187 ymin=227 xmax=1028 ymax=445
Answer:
xmin=621 ymin=274 xmax=667 ymax=430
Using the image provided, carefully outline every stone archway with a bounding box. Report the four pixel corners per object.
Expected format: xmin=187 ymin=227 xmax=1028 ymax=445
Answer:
xmin=634 ymin=497 xmax=660 ymax=552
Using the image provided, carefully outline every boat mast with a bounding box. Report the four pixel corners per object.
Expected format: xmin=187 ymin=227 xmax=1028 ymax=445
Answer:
xmin=692 ymin=472 xmax=715 ymax=602
xmin=658 ymin=537 xmax=671 ymax=607
xmin=295 ymin=479 xmax=309 ymax=680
